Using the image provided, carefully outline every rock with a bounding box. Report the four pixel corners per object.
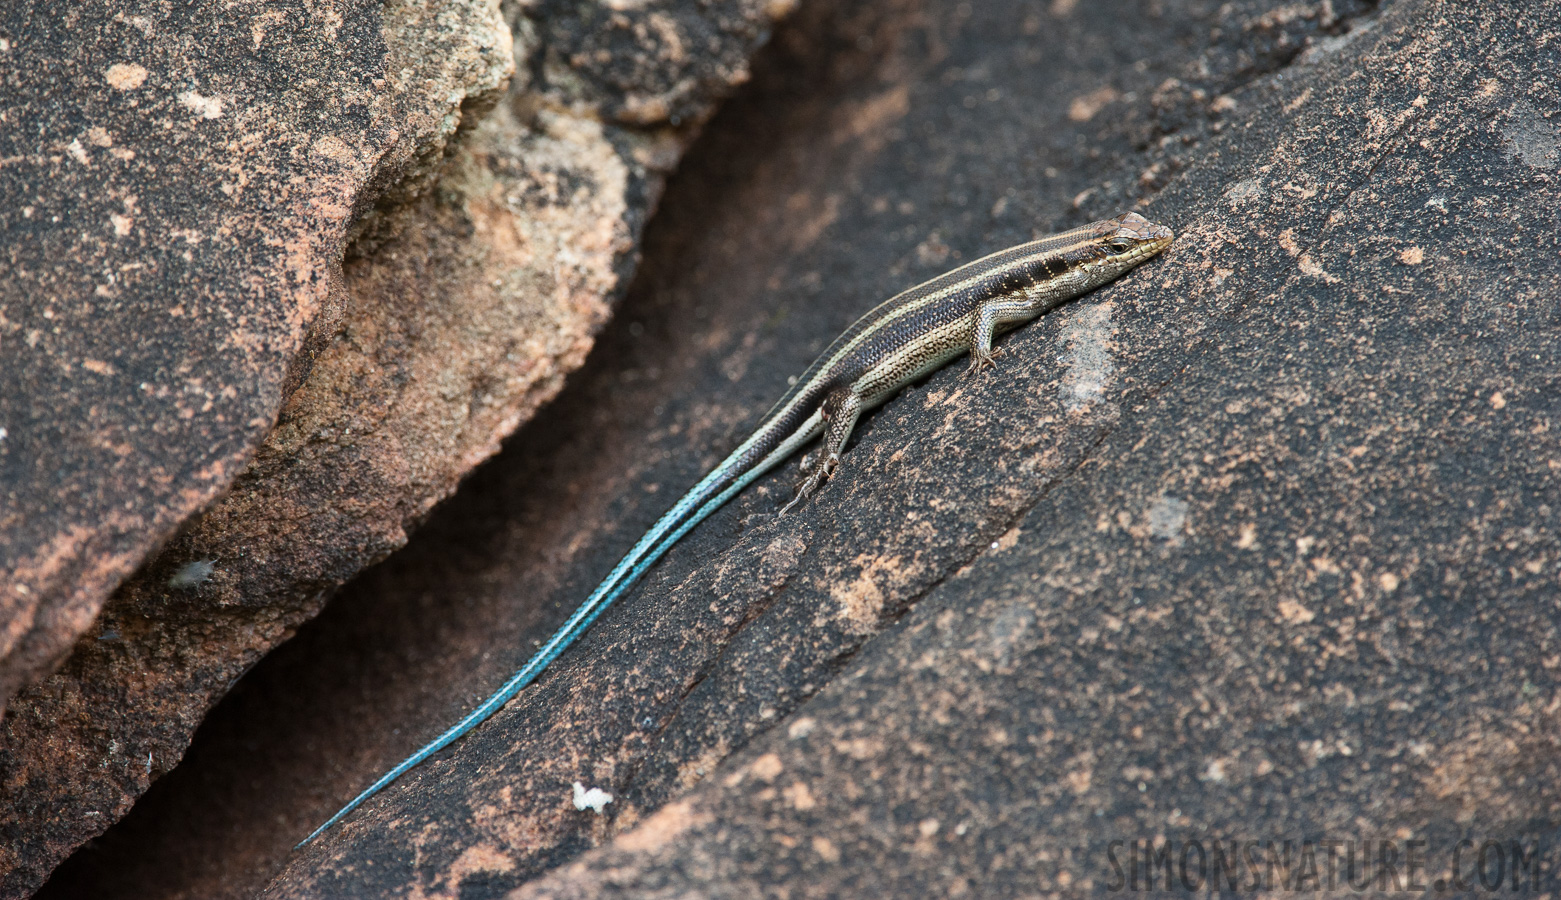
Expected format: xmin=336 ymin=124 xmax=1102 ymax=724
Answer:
xmin=0 ymin=0 xmax=512 ymax=722
xmin=1 ymin=0 xmax=791 ymax=895
xmin=39 ymin=0 xmax=1561 ymax=897
xmin=500 ymin=0 xmax=1561 ymax=895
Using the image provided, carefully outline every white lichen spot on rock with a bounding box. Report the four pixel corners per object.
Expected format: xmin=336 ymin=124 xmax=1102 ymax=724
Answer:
xmin=67 ymin=139 xmax=89 ymax=165
xmin=168 ymin=559 xmax=216 ymax=589
xmin=1223 ymin=177 xmax=1264 ymax=206
xmin=177 ymin=90 xmax=224 ymax=119
xmin=104 ymin=62 xmax=147 ymax=90
xmin=1058 ymin=301 xmax=1115 ymax=411
xmin=1503 ymin=101 xmax=1561 ymax=170
xmin=829 ymin=569 xmax=885 ymax=633
xmin=1147 ymin=494 xmax=1188 ymax=541
xmin=571 ymin=781 xmax=613 ymax=814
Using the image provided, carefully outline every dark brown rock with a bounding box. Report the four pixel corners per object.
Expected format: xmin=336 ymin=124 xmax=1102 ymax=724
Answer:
xmin=39 ymin=0 xmax=1561 ymax=897
xmin=500 ymin=0 xmax=1561 ymax=895
xmin=2 ymin=0 xmax=792 ymax=895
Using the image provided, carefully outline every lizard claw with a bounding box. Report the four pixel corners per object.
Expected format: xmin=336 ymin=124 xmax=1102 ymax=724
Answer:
xmin=964 ymin=347 xmax=999 ymax=376
xmin=782 ymin=453 xmax=839 ymax=514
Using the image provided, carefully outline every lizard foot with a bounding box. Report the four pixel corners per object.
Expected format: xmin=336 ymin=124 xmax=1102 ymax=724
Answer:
xmin=782 ymin=453 xmax=839 ymax=514
xmin=964 ymin=347 xmax=1000 ymax=376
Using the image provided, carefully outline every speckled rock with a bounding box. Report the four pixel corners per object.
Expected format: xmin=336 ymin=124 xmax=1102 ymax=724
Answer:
xmin=2 ymin=0 xmax=513 ymax=885
xmin=0 ymin=0 xmax=519 ymax=714
xmin=500 ymin=0 xmax=1561 ymax=895
xmin=36 ymin=0 xmax=1561 ymax=897
xmin=1 ymin=0 xmax=793 ymax=896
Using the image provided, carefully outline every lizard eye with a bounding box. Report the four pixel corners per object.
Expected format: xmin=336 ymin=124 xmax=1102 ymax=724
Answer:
xmin=1107 ymin=237 xmax=1136 ymax=254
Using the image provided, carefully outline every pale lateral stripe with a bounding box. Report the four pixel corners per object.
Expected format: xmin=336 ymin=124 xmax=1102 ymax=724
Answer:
xmin=805 ymin=232 xmax=1103 ymax=390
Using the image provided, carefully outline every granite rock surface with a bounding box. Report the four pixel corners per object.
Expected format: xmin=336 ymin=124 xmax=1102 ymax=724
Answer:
xmin=33 ymin=0 xmax=1561 ymax=896
xmin=508 ymin=0 xmax=1561 ymax=894
xmin=0 ymin=0 xmax=512 ymax=720
xmin=51 ymin=0 xmax=1561 ymax=897
xmin=1 ymin=0 xmax=792 ymax=895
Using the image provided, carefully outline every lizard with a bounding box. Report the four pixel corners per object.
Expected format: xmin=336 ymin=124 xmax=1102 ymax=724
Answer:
xmin=298 ymin=210 xmax=1174 ymax=847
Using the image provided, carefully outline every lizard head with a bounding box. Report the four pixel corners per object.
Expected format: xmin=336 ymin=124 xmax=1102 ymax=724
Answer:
xmin=1086 ymin=211 xmax=1175 ymax=277
xmin=1042 ymin=211 xmax=1174 ymax=293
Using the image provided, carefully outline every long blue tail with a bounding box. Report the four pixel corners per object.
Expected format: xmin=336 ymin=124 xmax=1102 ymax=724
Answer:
xmin=296 ymin=413 xmax=820 ymax=848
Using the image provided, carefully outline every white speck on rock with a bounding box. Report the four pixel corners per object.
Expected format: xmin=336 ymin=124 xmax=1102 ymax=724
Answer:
xmin=168 ymin=559 xmax=216 ymax=588
xmin=572 ymin=781 xmax=613 ymax=814
xmin=178 ymin=90 xmax=224 ymax=119
xmin=1057 ymin=302 xmax=1115 ymax=411
xmin=1147 ymin=494 xmax=1189 ymax=541
xmin=1223 ymin=177 xmax=1264 ymax=206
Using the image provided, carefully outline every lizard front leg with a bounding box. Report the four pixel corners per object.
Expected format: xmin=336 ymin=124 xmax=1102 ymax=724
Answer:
xmin=782 ymin=387 xmax=862 ymax=514
xmin=967 ymin=292 xmax=1054 ymax=374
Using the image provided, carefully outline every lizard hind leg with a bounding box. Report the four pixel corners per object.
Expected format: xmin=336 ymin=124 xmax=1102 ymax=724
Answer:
xmin=782 ymin=387 xmax=862 ymax=514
